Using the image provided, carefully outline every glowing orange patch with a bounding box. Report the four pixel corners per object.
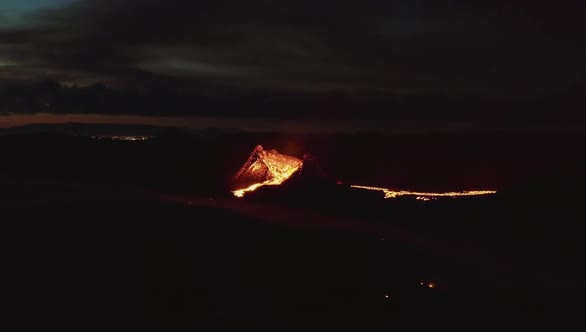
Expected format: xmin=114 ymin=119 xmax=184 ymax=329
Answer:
xmin=232 ymin=145 xmax=303 ymax=197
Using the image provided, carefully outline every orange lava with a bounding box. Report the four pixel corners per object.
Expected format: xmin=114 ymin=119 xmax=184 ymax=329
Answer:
xmin=231 ymin=145 xmax=496 ymax=200
xmin=232 ymin=146 xmax=303 ymax=197
xmin=350 ymin=185 xmax=496 ymax=200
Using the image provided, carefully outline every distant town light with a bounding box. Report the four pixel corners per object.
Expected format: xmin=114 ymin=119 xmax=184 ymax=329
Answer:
xmin=91 ymin=135 xmax=152 ymax=141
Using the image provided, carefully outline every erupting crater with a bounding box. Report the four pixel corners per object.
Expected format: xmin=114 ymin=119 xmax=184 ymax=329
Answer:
xmin=231 ymin=145 xmax=303 ymax=197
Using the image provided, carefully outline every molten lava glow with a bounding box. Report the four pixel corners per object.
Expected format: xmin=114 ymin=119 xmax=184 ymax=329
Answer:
xmin=232 ymin=146 xmax=303 ymax=197
xmin=350 ymin=185 xmax=496 ymax=200
xmin=231 ymin=145 xmax=496 ymax=200
xmin=233 ymin=183 xmax=264 ymax=198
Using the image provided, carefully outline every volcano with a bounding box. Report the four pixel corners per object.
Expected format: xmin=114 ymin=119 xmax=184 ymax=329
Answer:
xmin=231 ymin=145 xmax=337 ymax=198
xmin=231 ymin=145 xmax=497 ymax=200
xmin=231 ymin=145 xmax=304 ymax=197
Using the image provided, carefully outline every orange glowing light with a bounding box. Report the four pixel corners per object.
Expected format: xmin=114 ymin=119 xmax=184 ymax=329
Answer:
xmin=232 ymin=145 xmax=303 ymax=198
xmin=350 ymin=185 xmax=496 ymax=200
xmin=231 ymin=145 xmax=497 ymax=200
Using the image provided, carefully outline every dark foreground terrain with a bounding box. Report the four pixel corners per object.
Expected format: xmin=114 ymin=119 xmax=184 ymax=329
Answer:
xmin=5 ymin=183 xmax=585 ymax=331
xmin=2 ymin=131 xmax=585 ymax=331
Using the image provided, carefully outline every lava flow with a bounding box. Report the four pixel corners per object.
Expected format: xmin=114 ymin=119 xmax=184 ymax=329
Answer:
xmin=350 ymin=185 xmax=496 ymax=200
xmin=232 ymin=145 xmax=303 ymax=198
xmin=231 ymin=145 xmax=496 ymax=199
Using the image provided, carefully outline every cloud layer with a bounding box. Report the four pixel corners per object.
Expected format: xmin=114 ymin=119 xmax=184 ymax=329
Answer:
xmin=0 ymin=0 xmax=584 ymax=96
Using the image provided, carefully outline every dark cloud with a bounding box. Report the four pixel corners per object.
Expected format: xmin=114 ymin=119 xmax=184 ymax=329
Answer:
xmin=0 ymin=0 xmax=584 ymax=96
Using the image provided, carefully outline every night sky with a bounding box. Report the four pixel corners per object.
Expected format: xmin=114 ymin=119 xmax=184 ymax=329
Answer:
xmin=0 ymin=1 xmax=585 ymax=123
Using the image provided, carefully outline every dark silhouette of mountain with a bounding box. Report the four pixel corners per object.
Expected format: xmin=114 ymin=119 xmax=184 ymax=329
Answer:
xmin=243 ymin=152 xmax=385 ymax=209
xmin=2 ymin=79 xmax=585 ymax=122
xmin=0 ymin=123 xmax=244 ymax=137
xmin=277 ymin=153 xmax=337 ymax=190
xmin=0 ymin=123 xmax=164 ymax=136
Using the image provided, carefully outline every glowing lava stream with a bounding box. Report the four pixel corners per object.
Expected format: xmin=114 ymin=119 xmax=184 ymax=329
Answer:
xmin=350 ymin=185 xmax=496 ymax=200
xmin=232 ymin=164 xmax=301 ymax=198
